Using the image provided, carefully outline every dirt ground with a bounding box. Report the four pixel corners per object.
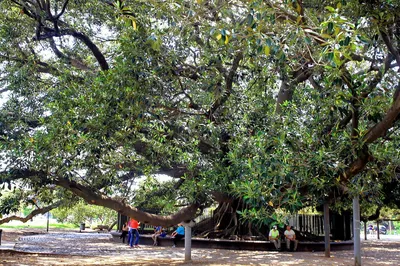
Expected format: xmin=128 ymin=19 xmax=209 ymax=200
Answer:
xmin=1 ymin=228 xmax=399 ymax=266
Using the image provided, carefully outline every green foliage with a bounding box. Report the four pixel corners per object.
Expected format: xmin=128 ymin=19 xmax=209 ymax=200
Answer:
xmin=52 ymin=200 xmax=116 ymax=226
xmin=0 ymin=190 xmax=22 ymax=215
xmin=0 ymin=0 xmax=399 ymax=229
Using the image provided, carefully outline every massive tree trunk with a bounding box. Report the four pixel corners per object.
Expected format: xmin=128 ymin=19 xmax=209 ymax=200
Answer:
xmin=193 ymin=197 xmax=265 ymax=239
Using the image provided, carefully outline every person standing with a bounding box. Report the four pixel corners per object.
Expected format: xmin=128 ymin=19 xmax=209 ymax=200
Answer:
xmin=171 ymin=224 xmax=185 ymax=247
xmin=120 ymin=222 xmax=129 ymax=244
xmin=284 ymin=225 xmax=298 ymax=251
xmin=129 ymin=218 xmax=140 ymax=248
xmin=269 ymin=225 xmax=281 ymax=251
xmin=127 ymin=219 xmax=132 ymax=245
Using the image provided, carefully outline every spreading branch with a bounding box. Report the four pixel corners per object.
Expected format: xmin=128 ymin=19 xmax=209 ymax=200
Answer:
xmin=208 ymin=52 xmax=243 ymax=118
xmin=0 ymin=201 xmax=63 ymax=225
xmin=37 ymin=28 xmax=109 ymax=71
xmin=54 ymin=178 xmax=200 ymax=227
xmin=340 ymin=84 xmax=400 ymax=183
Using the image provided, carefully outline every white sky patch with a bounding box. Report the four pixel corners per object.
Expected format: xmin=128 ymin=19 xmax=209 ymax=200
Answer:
xmin=131 ymin=174 xmax=174 ymax=190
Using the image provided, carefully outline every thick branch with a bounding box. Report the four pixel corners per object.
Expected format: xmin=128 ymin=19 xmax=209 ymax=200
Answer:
xmin=55 ymin=0 xmax=69 ymax=19
xmin=48 ymin=38 xmax=92 ymax=71
xmin=323 ymin=53 xmax=394 ymax=135
xmin=37 ymin=29 xmax=109 ymax=71
xmin=0 ymin=169 xmax=47 ymax=184
xmin=0 ymin=201 xmax=62 ymax=225
xmin=54 ymin=178 xmax=200 ymax=227
xmin=276 ymin=67 xmax=312 ymax=113
xmin=380 ymin=29 xmax=400 ymax=69
xmin=340 ymin=84 xmax=400 ymax=183
xmin=363 ymin=84 xmax=400 ymax=144
xmin=208 ymin=52 xmax=243 ymax=116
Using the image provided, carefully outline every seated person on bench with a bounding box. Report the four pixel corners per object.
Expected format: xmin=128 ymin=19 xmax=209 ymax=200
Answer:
xmin=284 ymin=225 xmax=298 ymax=251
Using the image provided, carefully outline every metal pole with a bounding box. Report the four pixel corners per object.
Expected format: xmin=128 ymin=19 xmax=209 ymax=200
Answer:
xmin=353 ymin=196 xmax=361 ymax=266
xmin=364 ymin=222 xmax=367 ymax=240
xmin=377 ymin=220 xmax=380 ymax=240
xmin=184 ymin=225 xmax=192 ymax=261
xmin=46 ymin=212 xmax=50 ymax=232
xmin=323 ymin=202 xmax=330 ymax=257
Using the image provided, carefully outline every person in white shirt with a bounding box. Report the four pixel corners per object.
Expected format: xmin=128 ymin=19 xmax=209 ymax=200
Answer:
xmin=284 ymin=225 xmax=298 ymax=251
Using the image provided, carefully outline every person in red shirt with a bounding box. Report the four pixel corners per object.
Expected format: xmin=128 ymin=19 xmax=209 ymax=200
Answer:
xmin=128 ymin=218 xmax=140 ymax=247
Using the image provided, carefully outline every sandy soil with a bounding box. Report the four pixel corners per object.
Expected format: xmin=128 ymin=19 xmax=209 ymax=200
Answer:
xmin=1 ymin=228 xmax=399 ymax=266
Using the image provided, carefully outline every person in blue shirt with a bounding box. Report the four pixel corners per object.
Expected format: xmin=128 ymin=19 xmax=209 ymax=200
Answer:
xmin=152 ymin=226 xmax=162 ymax=246
xmin=171 ymin=224 xmax=185 ymax=247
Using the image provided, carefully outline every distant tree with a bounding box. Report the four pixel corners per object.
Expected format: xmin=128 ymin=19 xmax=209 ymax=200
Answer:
xmin=52 ymin=201 xmax=116 ymax=226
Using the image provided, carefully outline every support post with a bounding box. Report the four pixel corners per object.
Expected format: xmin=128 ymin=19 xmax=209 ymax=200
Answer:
xmin=353 ymin=196 xmax=361 ymax=266
xmin=364 ymin=222 xmax=367 ymax=240
xmin=184 ymin=225 xmax=192 ymax=261
xmin=323 ymin=202 xmax=331 ymax=258
xmin=46 ymin=212 xmax=50 ymax=232
xmin=377 ymin=220 xmax=380 ymax=240
xmin=182 ymin=220 xmax=195 ymax=262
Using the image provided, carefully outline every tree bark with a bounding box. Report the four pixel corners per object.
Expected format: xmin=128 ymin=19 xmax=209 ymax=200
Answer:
xmin=0 ymin=201 xmax=62 ymax=225
xmin=54 ymin=178 xmax=200 ymax=227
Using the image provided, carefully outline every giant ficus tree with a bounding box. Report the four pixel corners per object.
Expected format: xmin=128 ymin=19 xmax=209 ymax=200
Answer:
xmin=0 ymin=0 xmax=399 ymax=235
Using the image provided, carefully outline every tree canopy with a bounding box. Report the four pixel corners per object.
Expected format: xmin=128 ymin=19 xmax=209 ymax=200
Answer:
xmin=1 ymin=0 xmax=399 ymax=230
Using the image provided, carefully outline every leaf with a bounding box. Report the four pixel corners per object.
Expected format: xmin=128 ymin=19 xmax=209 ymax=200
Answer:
xmin=224 ymin=35 xmax=229 ymax=45
xmin=321 ymin=33 xmax=331 ymax=39
xmin=131 ymin=19 xmax=137 ymax=30
xmin=116 ymin=0 xmax=122 ymax=9
xmin=344 ymin=36 xmax=350 ymax=46
xmin=333 ymin=51 xmax=342 ymax=67
xmin=216 ymin=33 xmax=222 ymax=40
xmin=327 ymin=52 xmax=334 ymax=61
xmin=246 ymin=14 xmax=254 ymax=26
xmin=296 ymin=4 xmax=301 ymax=14
xmin=325 ymin=6 xmax=335 ymax=12
xmin=264 ymin=45 xmax=270 ymax=56
xmin=328 ymin=22 xmax=334 ymax=34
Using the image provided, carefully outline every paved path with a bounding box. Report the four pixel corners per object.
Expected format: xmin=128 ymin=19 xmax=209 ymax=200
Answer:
xmin=1 ymin=231 xmax=400 ymax=265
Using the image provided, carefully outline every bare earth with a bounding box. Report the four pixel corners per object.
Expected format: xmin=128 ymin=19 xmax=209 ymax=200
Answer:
xmin=1 ymin=228 xmax=399 ymax=266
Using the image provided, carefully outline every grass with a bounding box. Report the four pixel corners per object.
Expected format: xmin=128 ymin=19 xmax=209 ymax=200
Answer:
xmin=1 ymin=223 xmax=77 ymax=229
xmin=1 ymin=219 xmax=77 ymax=230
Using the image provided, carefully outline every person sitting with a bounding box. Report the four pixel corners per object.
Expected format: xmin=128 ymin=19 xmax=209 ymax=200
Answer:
xmin=284 ymin=225 xmax=298 ymax=251
xmin=160 ymin=228 xmax=167 ymax=238
xmin=152 ymin=226 xmax=162 ymax=246
xmin=171 ymin=224 xmax=185 ymax=248
xmin=269 ymin=225 xmax=281 ymax=251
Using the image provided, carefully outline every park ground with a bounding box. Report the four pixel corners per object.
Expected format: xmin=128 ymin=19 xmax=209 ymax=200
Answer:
xmin=1 ymin=228 xmax=400 ymax=266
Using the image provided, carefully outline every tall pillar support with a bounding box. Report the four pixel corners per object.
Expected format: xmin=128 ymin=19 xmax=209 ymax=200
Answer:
xmin=182 ymin=220 xmax=196 ymax=262
xmin=353 ymin=196 xmax=361 ymax=266
xmin=323 ymin=202 xmax=331 ymax=258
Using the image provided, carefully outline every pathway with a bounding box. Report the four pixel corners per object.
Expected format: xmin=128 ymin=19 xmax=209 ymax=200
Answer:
xmin=1 ymin=230 xmax=399 ymax=265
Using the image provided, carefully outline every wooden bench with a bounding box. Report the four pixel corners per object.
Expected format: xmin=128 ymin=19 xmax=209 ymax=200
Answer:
xmin=109 ymin=232 xmax=353 ymax=251
xmin=93 ymin=225 xmax=109 ymax=231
